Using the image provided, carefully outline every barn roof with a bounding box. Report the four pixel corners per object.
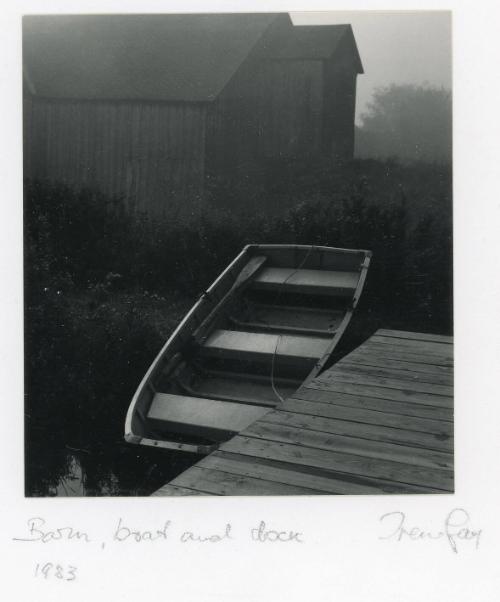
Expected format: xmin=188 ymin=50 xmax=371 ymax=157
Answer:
xmin=23 ymin=14 xmax=363 ymax=102
xmin=263 ymin=24 xmax=364 ymax=73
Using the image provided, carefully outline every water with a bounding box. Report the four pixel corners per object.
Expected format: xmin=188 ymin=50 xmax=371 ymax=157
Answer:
xmin=28 ymin=440 xmax=201 ymax=497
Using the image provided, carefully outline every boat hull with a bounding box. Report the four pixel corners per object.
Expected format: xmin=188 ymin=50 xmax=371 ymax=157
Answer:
xmin=125 ymin=244 xmax=371 ymax=454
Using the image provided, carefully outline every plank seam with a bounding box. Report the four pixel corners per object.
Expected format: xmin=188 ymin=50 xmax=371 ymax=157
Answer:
xmin=340 ymin=355 xmax=454 ymax=373
xmin=256 ymin=415 xmax=454 ymax=455
xmin=284 ymin=402 xmax=455 ymax=434
xmin=330 ymin=362 xmax=454 ymax=385
xmin=349 ymin=350 xmax=453 ymax=367
xmin=291 ymin=394 xmax=454 ymax=423
xmin=304 ymin=384 xmax=453 ymax=408
xmin=375 ymin=332 xmax=453 ymax=345
xmin=213 ymin=452 xmax=443 ymax=494
xmin=221 ymin=441 xmax=452 ymax=493
xmin=239 ymin=431 xmax=454 ymax=474
xmin=309 ymin=380 xmax=453 ymax=400
xmin=211 ymin=451 xmax=397 ymax=493
xmin=319 ymin=374 xmax=453 ymax=396
xmin=184 ymin=466 xmax=331 ymax=495
xmin=155 ymin=483 xmax=221 ymax=496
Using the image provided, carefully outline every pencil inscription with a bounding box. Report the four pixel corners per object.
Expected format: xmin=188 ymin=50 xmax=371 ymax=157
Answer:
xmin=251 ymin=520 xmax=303 ymax=543
xmin=113 ymin=518 xmax=171 ymax=542
xmin=180 ymin=523 xmax=232 ymax=543
xmin=379 ymin=508 xmax=482 ymax=552
xmin=13 ymin=517 xmax=303 ymax=546
xmin=13 ymin=517 xmax=90 ymax=544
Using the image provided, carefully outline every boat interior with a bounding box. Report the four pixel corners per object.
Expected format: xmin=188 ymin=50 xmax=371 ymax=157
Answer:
xmin=128 ymin=246 xmax=370 ymax=452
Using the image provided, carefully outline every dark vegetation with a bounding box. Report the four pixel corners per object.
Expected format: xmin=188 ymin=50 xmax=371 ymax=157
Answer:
xmin=25 ymin=156 xmax=452 ymax=496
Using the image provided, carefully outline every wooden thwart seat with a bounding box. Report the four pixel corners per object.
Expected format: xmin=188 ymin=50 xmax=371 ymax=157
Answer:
xmin=201 ymin=329 xmax=331 ymax=366
xmin=252 ymin=267 xmax=359 ymax=296
xmin=148 ymin=392 xmax=271 ymax=440
xmin=183 ymin=371 xmax=299 ymax=407
xmin=228 ymin=316 xmax=334 ymax=337
xmin=229 ymin=303 xmax=344 ymax=337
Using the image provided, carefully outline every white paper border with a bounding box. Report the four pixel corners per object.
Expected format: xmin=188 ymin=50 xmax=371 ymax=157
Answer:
xmin=2 ymin=1 xmax=499 ymax=600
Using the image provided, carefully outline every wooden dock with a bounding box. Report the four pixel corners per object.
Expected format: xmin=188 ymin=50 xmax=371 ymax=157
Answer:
xmin=152 ymin=329 xmax=453 ymax=496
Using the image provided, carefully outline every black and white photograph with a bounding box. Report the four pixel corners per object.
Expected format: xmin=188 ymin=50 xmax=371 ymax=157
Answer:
xmin=4 ymin=0 xmax=500 ymax=600
xmin=23 ymin=10 xmax=454 ymax=497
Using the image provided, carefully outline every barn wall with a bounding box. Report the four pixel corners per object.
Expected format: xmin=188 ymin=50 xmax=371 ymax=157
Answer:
xmin=206 ymin=58 xmax=323 ymax=178
xmin=322 ymin=36 xmax=360 ymax=162
xmin=255 ymin=60 xmax=324 ymax=159
xmin=323 ymin=64 xmax=357 ymax=161
xmin=24 ymin=97 xmax=206 ymax=218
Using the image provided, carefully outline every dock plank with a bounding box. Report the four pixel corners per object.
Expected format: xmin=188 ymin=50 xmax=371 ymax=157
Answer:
xmin=319 ymin=370 xmax=453 ymax=396
xmin=196 ymin=452 xmax=389 ymax=495
xmin=350 ymin=344 xmax=453 ymax=367
xmin=376 ymin=329 xmax=453 ymax=344
xmin=331 ymin=361 xmax=453 ymax=386
xmin=369 ymin=334 xmax=453 ymax=353
xmin=170 ymin=465 xmax=326 ymax=496
xmin=153 ymin=329 xmax=454 ymax=496
xmin=220 ymin=436 xmax=454 ymax=491
xmin=152 ymin=484 xmax=210 ymax=497
xmin=307 ymin=379 xmax=453 ymax=408
xmin=363 ymin=341 xmax=454 ymax=363
xmin=292 ymin=387 xmax=453 ymax=421
xmin=272 ymin=403 xmax=453 ymax=450
xmin=340 ymin=352 xmax=453 ymax=376
xmin=244 ymin=419 xmax=453 ymax=470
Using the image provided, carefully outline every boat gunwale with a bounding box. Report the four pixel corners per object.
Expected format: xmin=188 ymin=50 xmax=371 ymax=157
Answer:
xmin=301 ymin=251 xmax=372 ymax=386
xmin=124 ymin=245 xmax=252 ymax=442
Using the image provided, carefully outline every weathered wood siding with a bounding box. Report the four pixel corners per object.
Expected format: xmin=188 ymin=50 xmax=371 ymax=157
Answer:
xmin=206 ymin=58 xmax=323 ymax=178
xmin=207 ymin=50 xmax=358 ymax=196
xmin=322 ymin=36 xmax=359 ymax=161
xmin=24 ymin=97 xmax=206 ymax=217
xmin=256 ymin=60 xmax=324 ymax=159
xmin=323 ymin=66 xmax=357 ymax=160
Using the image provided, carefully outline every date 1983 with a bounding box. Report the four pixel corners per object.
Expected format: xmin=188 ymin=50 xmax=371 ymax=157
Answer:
xmin=34 ymin=562 xmax=77 ymax=581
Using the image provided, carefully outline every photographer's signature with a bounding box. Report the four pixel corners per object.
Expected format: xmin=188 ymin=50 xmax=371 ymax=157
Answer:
xmin=379 ymin=508 xmax=482 ymax=553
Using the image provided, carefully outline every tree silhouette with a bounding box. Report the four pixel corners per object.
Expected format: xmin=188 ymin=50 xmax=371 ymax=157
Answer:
xmin=355 ymin=84 xmax=452 ymax=164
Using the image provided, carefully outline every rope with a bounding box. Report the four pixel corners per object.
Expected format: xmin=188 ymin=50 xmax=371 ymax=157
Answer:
xmin=269 ymin=245 xmax=315 ymax=404
xmin=270 ymin=335 xmax=286 ymax=404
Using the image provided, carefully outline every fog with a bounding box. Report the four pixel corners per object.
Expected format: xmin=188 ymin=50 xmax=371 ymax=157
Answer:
xmin=291 ymin=11 xmax=452 ymax=123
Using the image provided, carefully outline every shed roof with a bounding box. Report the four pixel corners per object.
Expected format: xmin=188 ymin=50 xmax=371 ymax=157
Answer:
xmin=263 ymin=24 xmax=364 ymax=73
xmin=23 ymin=14 xmax=363 ymax=102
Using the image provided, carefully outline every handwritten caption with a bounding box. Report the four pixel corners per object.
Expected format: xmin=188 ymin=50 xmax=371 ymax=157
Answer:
xmin=14 ymin=517 xmax=303 ymax=582
xmin=34 ymin=562 xmax=77 ymax=581
xmin=13 ymin=517 xmax=303 ymax=547
xmin=13 ymin=507 xmax=482 ymax=584
xmin=379 ymin=508 xmax=482 ymax=553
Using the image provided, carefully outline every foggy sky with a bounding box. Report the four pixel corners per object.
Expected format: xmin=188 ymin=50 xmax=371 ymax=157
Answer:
xmin=291 ymin=11 xmax=452 ymax=124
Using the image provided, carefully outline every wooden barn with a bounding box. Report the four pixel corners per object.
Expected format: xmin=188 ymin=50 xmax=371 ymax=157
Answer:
xmin=23 ymin=14 xmax=363 ymax=217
